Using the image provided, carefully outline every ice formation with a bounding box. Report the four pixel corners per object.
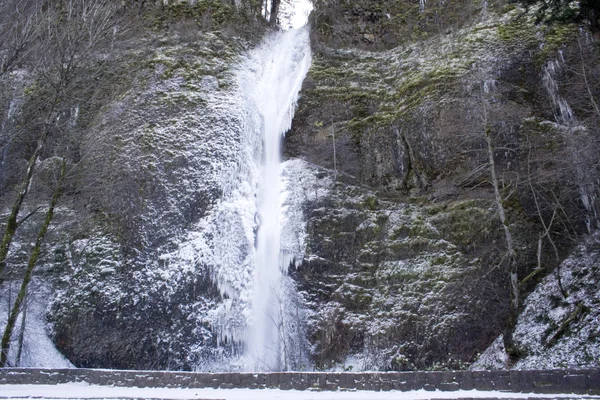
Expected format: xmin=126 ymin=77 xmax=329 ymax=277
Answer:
xmin=243 ymin=26 xmax=312 ymax=371
xmin=169 ymin=23 xmax=312 ymax=370
xmin=542 ymin=53 xmax=598 ymax=231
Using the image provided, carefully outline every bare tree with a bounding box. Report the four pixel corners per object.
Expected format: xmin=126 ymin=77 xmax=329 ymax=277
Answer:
xmin=0 ymin=0 xmax=127 ymax=366
xmin=0 ymin=0 xmax=42 ymax=78
xmin=0 ymin=0 xmax=122 ymax=285
xmin=478 ymin=81 xmax=521 ymax=362
xmin=1 ymin=158 xmax=66 ymax=367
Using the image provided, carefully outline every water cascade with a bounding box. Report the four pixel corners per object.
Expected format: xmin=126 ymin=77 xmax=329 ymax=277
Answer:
xmin=244 ymin=26 xmax=311 ymax=370
xmin=174 ymin=1 xmax=313 ymax=372
xmin=542 ymin=51 xmax=598 ymax=231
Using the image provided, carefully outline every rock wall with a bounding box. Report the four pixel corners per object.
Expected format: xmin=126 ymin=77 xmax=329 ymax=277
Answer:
xmin=289 ymin=164 xmax=512 ymax=370
xmin=1 ymin=0 xmax=599 ymax=372
xmin=1 ymin=368 xmax=599 ymax=394
xmin=285 ymin=0 xmax=600 ymax=370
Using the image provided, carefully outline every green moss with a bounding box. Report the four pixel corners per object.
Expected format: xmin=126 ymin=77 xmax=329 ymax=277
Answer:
xmin=376 ymin=213 xmax=389 ymax=224
xmin=362 ymin=196 xmax=379 ymax=210
xmin=408 ymin=196 xmax=429 ymax=206
xmin=23 ymin=83 xmax=41 ymax=96
xmin=497 ymin=15 xmax=537 ymax=45
xmin=538 ymin=23 xmax=577 ymax=62
xmin=428 ymin=200 xmax=496 ymax=248
xmin=154 ymin=0 xmax=239 ymax=30
xmin=408 ymin=216 xmax=438 ymax=239
xmin=390 ymin=226 xmax=410 ymax=240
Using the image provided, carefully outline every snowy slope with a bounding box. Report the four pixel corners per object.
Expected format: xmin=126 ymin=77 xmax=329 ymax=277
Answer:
xmin=473 ymin=232 xmax=600 ymax=370
xmin=0 ymin=279 xmax=73 ymax=368
xmin=1 ymin=383 xmax=596 ymax=400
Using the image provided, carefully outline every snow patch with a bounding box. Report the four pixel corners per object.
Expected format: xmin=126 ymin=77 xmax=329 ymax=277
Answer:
xmin=0 ymin=279 xmax=74 ymax=368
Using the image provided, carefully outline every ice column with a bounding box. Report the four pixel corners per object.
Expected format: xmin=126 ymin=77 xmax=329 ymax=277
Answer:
xmin=242 ymin=26 xmax=311 ymax=371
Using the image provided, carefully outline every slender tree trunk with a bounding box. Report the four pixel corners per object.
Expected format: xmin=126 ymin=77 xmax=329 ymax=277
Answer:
xmin=269 ymin=0 xmax=280 ymax=25
xmin=0 ymin=97 xmax=57 ymax=286
xmin=0 ymin=137 xmax=45 ymax=283
xmin=574 ymin=40 xmax=600 ymax=230
xmin=331 ymin=122 xmax=337 ymax=183
xmin=481 ymin=87 xmax=520 ymax=362
xmin=0 ymin=159 xmax=65 ymax=367
xmin=15 ymin=294 xmax=28 ymax=366
xmin=487 ymin=125 xmax=519 ymax=360
xmin=526 ymin=149 xmax=568 ymax=299
xmin=577 ymin=35 xmax=600 ymax=121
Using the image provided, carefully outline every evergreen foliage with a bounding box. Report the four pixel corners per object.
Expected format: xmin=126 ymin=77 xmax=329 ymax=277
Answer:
xmin=515 ymin=0 xmax=600 ymax=30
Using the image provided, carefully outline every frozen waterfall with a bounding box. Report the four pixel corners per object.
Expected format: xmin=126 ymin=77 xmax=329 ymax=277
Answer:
xmin=542 ymin=52 xmax=598 ymax=232
xmin=242 ymin=26 xmax=312 ymax=371
xmin=170 ymin=3 xmax=313 ymax=373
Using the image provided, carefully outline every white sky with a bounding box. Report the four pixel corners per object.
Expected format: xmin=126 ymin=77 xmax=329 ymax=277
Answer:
xmin=1 ymin=383 xmax=597 ymax=400
xmin=279 ymin=0 xmax=314 ymax=29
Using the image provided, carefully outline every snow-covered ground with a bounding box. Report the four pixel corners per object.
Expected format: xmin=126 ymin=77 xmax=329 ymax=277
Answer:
xmin=0 ymin=279 xmax=74 ymax=368
xmin=473 ymin=232 xmax=600 ymax=370
xmin=1 ymin=383 xmax=598 ymax=400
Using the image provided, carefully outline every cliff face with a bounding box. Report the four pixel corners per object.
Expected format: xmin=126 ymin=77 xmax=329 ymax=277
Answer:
xmin=1 ymin=1 xmax=266 ymax=370
xmin=285 ymin=0 xmax=600 ymax=369
xmin=48 ymin=30 xmax=249 ymax=370
xmin=290 ymin=171 xmax=509 ymax=370
xmin=0 ymin=0 xmax=599 ymax=371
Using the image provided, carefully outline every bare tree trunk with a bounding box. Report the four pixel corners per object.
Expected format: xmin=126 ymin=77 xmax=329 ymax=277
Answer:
xmin=0 ymin=117 xmax=55 ymax=286
xmin=0 ymin=159 xmax=65 ymax=368
xmin=481 ymin=86 xmax=520 ymax=362
xmin=269 ymin=0 xmax=280 ymax=25
xmin=577 ymin=35 xmax=600 ymax=121
xmin=331 ymin=122 xmax=337 ymax=183
xmin=15 ymin=293 xmax=28 ymax=366
xmin=526 ymin=148 xmax=568 ymax=299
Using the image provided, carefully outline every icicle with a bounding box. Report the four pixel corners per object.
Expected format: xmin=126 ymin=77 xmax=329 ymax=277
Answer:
xmin=541 ymin=55 xmax=597 ymax=231
xmin=542 ymin=59 xmax=576 ymax=127
xmin=483 ymin=78 xmax=497 ymax=93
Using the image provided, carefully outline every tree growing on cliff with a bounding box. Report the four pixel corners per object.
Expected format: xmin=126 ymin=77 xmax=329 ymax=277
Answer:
xmin=1 ymin=159 xmax=66 ymax=367
xmin=0 ymin=0 xmax=41 ymax=77
xmin=0 ymin=0 xmax=123 ymax=285
xmin=0 ymin=0 xmax=126 ymax=366
xmin=478 ymin=80 xmax=522 ymax=363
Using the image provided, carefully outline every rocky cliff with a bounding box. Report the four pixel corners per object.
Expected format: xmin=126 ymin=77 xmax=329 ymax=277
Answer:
xmin=0 ymin=0 xmax=598 ymax=371
xmin=285 ymin=0 xmax=600 ymax=370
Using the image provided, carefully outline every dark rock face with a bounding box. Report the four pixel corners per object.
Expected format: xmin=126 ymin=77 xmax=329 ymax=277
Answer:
xmin=289 ymin=173 xmax=514 ymax=370
xmin=288 ymin=11 xmax=539 ymax=195
xmin=285 ymin=1 xmax=600 ymax=369
xmin=51 ymin=262 xmax=221 ymax=370
xmin=310 ymin=0 xmax=476 ymax=50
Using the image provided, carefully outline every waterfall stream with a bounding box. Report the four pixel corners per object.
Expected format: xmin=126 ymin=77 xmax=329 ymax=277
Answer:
xmin=170 ymin=1 xmax=313 ymax=372
xmin=542 ymin=52 xmax=598 ymax=232
xmin=189 ymin=8 xmax=313 ymax=371
xmin=243 ymin=26 xmax=312 ymax=371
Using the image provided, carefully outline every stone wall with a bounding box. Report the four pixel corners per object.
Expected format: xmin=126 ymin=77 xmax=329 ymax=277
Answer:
xmin=1 ymin=368 xmax=599 ymax=394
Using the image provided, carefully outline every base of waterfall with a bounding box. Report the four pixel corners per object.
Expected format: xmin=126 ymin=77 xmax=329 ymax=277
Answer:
xmin=1 ymin=383 xmax=598 ymax=400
